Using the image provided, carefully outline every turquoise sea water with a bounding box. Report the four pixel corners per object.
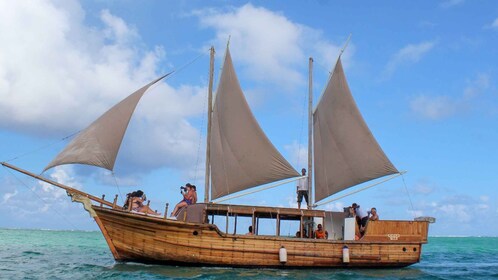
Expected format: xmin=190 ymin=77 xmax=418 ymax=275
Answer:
xmin=0 ymin=229 xmax=497 ymax=279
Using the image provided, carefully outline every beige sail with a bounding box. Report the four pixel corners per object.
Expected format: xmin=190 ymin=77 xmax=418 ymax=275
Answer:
xmin=313 ymin=57 xmax=398 ymax=202
xmin=210 ymin=48 xmax=299 ymax=200
xmin=44 ymin=74 xmax=169 ymax=172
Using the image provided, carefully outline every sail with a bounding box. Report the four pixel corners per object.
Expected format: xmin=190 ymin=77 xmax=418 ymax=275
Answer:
xmin=210 ymin=48 xmax=299 ymax=200
xmin=313 ymin=57 xmax=398 ymax=202
xmin=44 ymin=74 xmax=169 ymax=172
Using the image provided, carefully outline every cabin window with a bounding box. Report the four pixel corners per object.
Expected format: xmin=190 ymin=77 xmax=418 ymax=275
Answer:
xmin=233 ymin=216 xmax=253 ymax=235
xmin=279 ymin=220 xmax=301 ymax=237
xmin=216 ymin=214 xmax=236 ymax=234
xmin=256 ymin=218 xmax=277 ymax=236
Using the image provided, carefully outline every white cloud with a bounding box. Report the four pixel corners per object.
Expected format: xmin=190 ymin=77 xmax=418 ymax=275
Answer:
xmin=0 ymin=0 xmax=162 ymax=130
xmin=412 ymin=181 xmax=436 ymax=195
xmin=410 ymin=95 xmax=457 ymax=120
xmin=287 ymin=195 xmax=298 ymax=209
xmin=463 ymin=73 xmax=489 ymax=98
xmin=2 ymin=190 xmax=18 ymax=203
xmin=324 ymin=201 xmax=346 ymax=212
xmin=284 ymin=141 xmax=308 ymax=170
xmin=100 ymin=9 xmax=138 ymax=44
xmin=0 ymin=165 xmax=96 ymax=229
xmin=383 ymin=41 xmax=436 ymax=79
xmin=416 ymin=193 xmax=490 ymax=225
xmin=408 ymin=209 xmax=424 ymax=217
xmin=492 ymin=18 xmax=498 ymax=29
xmin=439 ymin=203 xmax=472 ymax=222
xmin=0 ymin=0 xmax=208 ymax=176
xmin=197 ymin=4 xmax=305 ymax=88
xmin=36 ymin=166 xmax=81 ymax=201
xmin=195 ymin=4 xmax=348 ymax=89
xmin=440 ymin=0 xmax=465 ymax=8
xmin=410 ymin=73 xmax=491 ymax=120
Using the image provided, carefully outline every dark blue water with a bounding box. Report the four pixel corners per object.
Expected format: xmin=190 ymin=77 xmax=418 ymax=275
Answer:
xmin=1 ymin=229 xmax=497 ymax=279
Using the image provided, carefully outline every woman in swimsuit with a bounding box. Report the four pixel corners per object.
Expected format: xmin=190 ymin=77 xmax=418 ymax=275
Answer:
xmin=128 ymin=190 xmax=159 ymax=215
xmin=171 ymin=184 xmax=196 ymax=217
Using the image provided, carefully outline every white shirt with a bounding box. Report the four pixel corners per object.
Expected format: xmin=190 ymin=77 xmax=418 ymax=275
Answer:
xmin=297 ymin=177 xmax=308 ymax=191
xmin=355 ymin=207 xmax=367 ymax=218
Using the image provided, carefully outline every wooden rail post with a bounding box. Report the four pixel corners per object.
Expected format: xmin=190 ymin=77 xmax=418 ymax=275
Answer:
xmin=276 ymin=210 xmax=280 ymax=237
xmin=112 ymin=194 xmax=118 ymax=209
xmin=100 ymin=195 xmax=105 ymax=207
xmin=145 ymin=200 xmax=151 ymax=216
xmin=128 ymin=198 xmax=132 ymax=212
xmin=164 ymin=203 xmax=169 ymax=219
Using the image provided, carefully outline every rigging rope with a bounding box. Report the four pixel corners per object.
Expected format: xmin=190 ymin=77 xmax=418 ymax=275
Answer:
xmin=177 ymin=47 xmax=214 ymax=187
xmin=401 ymin=172 xmax=416 ymax=218
xmin=1 ymin=165 xmax=79 ymax=230
xmin=167 ymin=51 xmax=206 ymax=79
xmin=4 ymin=131 xmax=81 ymax=164
xmin=296 ymin=80 xmax=308 ymax=170
xmin=193 ymin=69 xmax=209 ymax=185
xmin=313 ymin=171 xmax=407 ymax=207
xmin=111 ymin=172 xmax=124 ymax=205
xmin=213 ymin=176 xmax=305 ymax=203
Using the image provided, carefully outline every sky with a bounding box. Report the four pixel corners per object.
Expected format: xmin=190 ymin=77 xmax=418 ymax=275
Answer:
xmin=0 ymin=0 xmax=497 ymax=237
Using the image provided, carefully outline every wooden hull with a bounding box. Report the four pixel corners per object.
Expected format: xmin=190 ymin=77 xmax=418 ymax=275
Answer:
xmin=93 ymin=206 xmax=429 ymax=268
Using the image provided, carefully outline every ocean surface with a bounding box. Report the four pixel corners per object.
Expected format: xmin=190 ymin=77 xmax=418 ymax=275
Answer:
xmin=0 ymin=229 xmax=497 ymax=280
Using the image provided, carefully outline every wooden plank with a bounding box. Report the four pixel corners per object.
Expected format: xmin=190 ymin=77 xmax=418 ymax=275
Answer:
xmin=92 ymin=206 xmax=428 ymax=268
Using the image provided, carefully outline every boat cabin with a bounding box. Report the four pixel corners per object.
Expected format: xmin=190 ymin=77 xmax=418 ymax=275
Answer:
xmin=176 ymin=203 xmax=356 ymax=240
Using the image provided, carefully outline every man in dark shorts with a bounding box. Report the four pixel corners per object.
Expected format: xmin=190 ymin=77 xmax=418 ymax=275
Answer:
xmin=296 ymin=168 xmax=309 ymax=209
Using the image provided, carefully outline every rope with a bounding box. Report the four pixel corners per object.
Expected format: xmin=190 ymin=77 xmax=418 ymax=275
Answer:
xmin=313 ymin=171 xmax=407 ymax=207
xmin=111 ymin=172 xmax=124 ymax=205
xmin=3 ymin=131 xmax=81 ymax=163
xmin=315 ymin=61 xmax=334 ymax=77
xmin=339 ymin=33 xmax=352 ymax=57
xmin=4 ymin=49 xmax=206 ymax=166
xmin=166 ymin=51 xmax=206 ymax=79
xmin=2 ymin=165 xmax=79 ymax=230
xmin=213 ymin=176 xmax=304 ymax=203
xmin=401 ymin=172 xmax=416 ymax=218
xmin=296 ymin=75 xmax=308 ymax=169
xmin=193 ymin=73 xmax=209 ymax=185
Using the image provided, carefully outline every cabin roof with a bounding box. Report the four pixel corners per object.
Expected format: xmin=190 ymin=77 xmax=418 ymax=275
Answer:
xmin=204 ymin=203 xmax=325 ymax=220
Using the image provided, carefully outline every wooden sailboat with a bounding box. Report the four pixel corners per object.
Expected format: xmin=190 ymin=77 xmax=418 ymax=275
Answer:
xmin=2 ymin=44 xmax=434 ymax=268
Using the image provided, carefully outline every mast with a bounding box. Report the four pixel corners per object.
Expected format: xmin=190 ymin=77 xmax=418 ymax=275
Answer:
xmin=204 ymin=46 xmax=215 ymax=203
xmin=307 ymin=57 xmax=313 ymax=209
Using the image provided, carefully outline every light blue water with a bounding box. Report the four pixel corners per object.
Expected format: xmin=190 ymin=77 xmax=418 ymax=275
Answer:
xmin=0 ymin=229 xmax=497 ymax=279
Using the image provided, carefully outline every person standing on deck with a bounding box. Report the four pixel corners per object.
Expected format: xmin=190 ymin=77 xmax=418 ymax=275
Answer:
xmin=296 ymin=168 xmax=309 ymax=209
xmin=352 ymin=203 xmax=368 ymax=227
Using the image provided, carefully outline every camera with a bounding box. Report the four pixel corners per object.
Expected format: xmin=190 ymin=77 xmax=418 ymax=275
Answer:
xmin=180 ymin=186 xmax=187 ymax=194
xmin=344 ymin=206 xmax=354 ymax=217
